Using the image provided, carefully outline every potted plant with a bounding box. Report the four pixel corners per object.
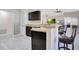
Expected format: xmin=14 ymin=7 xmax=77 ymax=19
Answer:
xmin=47 ymin=18 xmax=56 ymax=25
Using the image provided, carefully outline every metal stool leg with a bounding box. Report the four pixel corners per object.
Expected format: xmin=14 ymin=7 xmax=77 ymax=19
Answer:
xmin=66 ymin=44 xmax=68 ymax=50
xmin=64 ymin=43 xmax=65 ymax=50
xmin=58 ymin=41 xmax=60 ymax=50
xmin=72 ymin=43 xmax=74 ymax=50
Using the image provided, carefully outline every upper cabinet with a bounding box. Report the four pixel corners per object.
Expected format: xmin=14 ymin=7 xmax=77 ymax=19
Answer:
xmin=28 ymin=11 xmax=41 ymax=21
xmin=26 ymin=10 xmax=41 ymax=24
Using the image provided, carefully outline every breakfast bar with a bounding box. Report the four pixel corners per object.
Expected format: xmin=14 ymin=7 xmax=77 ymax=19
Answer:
xmin=26 ymin=24 xmax=58 ymax=50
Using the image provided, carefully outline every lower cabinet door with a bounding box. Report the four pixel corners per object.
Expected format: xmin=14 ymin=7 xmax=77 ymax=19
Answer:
xmin=31 ymin=31 xmax=46 ymax=50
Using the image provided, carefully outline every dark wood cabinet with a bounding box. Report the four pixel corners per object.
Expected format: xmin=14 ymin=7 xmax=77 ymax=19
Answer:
xmin=26 ymin=26 xmax=32 ymax=37
xmin=31 ymin=31 xmax=46 ymax=50
xmin=28 ymin=11 xmax=40 ymax=21
xmin=26 ymin=26 xmax=46 ymax=50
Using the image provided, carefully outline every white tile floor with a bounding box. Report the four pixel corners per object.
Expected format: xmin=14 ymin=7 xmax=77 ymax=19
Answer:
xmin=74 ymin=29 xmax=79 ymax=50
xmin=0 ymin=29 xmax=79 ymax=50
xmin=0 ymin=34 xmax=31 ymax=50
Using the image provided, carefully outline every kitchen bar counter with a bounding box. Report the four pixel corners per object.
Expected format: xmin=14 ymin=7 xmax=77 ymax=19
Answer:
xmin=26 ymin=24 xmax=58 ymax=50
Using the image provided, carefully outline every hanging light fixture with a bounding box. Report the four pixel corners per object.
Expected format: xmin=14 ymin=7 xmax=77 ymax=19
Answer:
xmin=55 ymin=9 xmax=62 ymax=13
xmin=53 ymin=9 xmax=64 ymax=16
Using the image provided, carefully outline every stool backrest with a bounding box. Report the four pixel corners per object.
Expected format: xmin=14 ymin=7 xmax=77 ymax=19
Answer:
xmin=71 ymin=25 xmax=77 ymax=41
xmin=58 ymin=25 xmax=67 ymax=33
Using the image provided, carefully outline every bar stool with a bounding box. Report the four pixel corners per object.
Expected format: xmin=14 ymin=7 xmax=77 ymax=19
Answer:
xmin=58 ymin=25 xmax=77 ymax=50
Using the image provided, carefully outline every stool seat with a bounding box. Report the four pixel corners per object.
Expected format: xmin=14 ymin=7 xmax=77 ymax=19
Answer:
xmin=59 ymin=36 xmax=73 ymax=44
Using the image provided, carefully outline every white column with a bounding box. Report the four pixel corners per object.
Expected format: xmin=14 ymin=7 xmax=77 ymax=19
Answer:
xmin=46 ymin=25 xmax=58 ymax=50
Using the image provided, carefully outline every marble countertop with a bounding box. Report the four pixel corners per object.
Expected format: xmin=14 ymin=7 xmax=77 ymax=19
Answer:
xmin=26 ymin=24 xmax=56 ymax=28
xmin=26 ymin=24 xmax=57 ymax=32
xmin=31 ymin=27 xmax=47 ymax=32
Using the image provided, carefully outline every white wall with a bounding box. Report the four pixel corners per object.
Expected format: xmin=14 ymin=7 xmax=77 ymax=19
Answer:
xmin=19 ymin=9 xmax=26 ymax=35
xmin=0 ymin=9 xmax=20 ymax=35
xmin=13 ymin=9 xmax=20 ymax=35
xmin=0 ymin=10 xmax=13 ymax=35
xmin=64 ymin=11 xmax=79 ymax=25
xmin=41 ymin=9 xmax=55 ymax=24
xmin=64 ymin=17 xmax=78 ymax=25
